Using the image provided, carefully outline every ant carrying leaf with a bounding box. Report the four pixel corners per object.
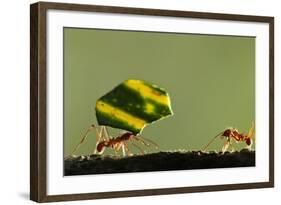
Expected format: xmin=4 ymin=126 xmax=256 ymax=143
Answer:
xmin=70 ymin=125 xmax=158 ymax=157
xmin=67 ymin=79 xmax=173 ymax=157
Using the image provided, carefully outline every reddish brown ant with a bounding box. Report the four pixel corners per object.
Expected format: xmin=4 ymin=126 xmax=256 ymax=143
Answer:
xmin=202 ymin=122 xmax=255 ymax=153
xmin=96 ymin=131 xmax=158 ymax=156
xmin=68 ymin=124 xmax=158 ymax=157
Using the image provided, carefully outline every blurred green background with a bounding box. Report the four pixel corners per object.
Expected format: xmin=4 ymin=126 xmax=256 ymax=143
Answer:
xmin=63 ymin=27 xmax=255 ymax=157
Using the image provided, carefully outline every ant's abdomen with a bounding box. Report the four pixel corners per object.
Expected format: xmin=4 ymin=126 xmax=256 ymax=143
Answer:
xmin=246 ymin=138 xmax=252 ymax=145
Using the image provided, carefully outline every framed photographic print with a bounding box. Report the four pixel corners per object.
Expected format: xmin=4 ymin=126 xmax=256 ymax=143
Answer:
xmin=30 ymin=1 xmax=274 ymax=202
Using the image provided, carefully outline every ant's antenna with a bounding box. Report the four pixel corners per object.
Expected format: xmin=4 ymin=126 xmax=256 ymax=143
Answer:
xmin=202 ymin=131 xmax=223 ymax=152
xmin=69 ymin=124 xmax=100 ymax=156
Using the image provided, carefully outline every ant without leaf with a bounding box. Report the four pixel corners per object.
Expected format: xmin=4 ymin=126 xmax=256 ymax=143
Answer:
xmin=69 ymin=125 xmax=158 ymax=157
xmin=202 ymin=122 xmax=255 ymax=153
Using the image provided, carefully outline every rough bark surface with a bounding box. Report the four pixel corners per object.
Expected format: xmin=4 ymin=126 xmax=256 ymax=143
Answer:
xmin=64 ymin=149 xmax=255 ymax=176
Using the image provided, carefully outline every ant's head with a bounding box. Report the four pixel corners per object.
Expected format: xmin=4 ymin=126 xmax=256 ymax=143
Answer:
xmin=96 ymin=141 xmax=107 ymax=153
xmin=222 ymin=129 xmax=232 ymax=137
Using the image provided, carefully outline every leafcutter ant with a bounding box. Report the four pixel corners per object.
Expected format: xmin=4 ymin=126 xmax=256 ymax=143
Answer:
xmin=68 ymin=125 xmax=158 ymax=157
xmin=202 ymin=122 xmax=255 ymax=153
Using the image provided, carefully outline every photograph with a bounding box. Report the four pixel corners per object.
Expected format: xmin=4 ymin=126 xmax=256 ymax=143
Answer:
xmin=30 ymin=2 xmax=273 ymax=202
xmin=63 ymin=28 xmax=256 ymax=176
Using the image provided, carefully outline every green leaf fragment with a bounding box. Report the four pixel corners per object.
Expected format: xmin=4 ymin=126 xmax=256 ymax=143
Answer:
xmin=95 ymin=79 xmax=173 ymax=135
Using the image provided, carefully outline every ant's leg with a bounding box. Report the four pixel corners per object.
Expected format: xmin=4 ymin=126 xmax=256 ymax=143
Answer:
xmin=102 ymin=126 xmax=111 ymax=141
xmin=114 ymin=142 xmax=126 ymax=157
xmin=114 ymin=149 xmax=118 ymax=156
xmin=131 ymin=142 xmax=145 ymax=155
xmin=228 ymin=139 xmax=235 ymax=152
xmin=134 ymin=136 xmax=158 ymax=149
xmin=222 ymin=138 xmax=230 ymax=153
xmin=111 ymin=142 xmax=122 ymax=157
xmin=121 ymin=144 xmax=126 ymax=157
xmin=110 ymin=144 xmax=118 ymax=156
xmin=70 ymin=124 xmax=99 ymax=156
xmin=99 ymin=126 xmax=111 ymax=141
xmin=123 ymin=142 xmax=133 ymax=156
xmin=93 ymin=126 xmax=106 ymax=154
xmin=109 ymin=144 xmax=118 ymax=156
xmin=224 ymin=137 xmax=235 ymax=152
